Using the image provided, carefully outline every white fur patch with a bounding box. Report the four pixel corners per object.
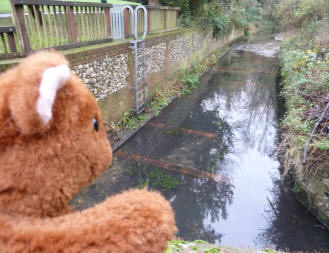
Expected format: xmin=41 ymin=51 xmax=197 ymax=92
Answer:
xmin=37 ymin=64 xmax=70 ymax=124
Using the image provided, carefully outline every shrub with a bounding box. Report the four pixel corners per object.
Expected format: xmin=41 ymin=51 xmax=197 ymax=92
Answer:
xmin=276 ymin=0 xmax=327 ymax=28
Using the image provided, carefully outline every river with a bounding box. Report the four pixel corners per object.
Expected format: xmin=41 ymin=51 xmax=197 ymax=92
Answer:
xmin=72 ymin=35 xmax=329 ymax=252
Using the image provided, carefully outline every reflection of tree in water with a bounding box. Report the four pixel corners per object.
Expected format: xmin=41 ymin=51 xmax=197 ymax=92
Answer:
xmin=171 ymin=176 xmax=234 ymax=244
xmin=244 ymin=72 xmax=277 ymax=154
xmin=256 ymin=175 xmax=329 ymax=252
xmin=202 ymin=63 xmax=279 ymax=156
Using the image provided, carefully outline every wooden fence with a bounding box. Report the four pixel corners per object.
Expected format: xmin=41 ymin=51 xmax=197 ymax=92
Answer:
xmin=0 ymin=26 xmax=18 ymax=55
xmin=122 ymin=5 xmax=179 ymax=39
xmin=10 ymin=0 xmax=112 ymax=52
xmin=0 ymin=1 xmax=179 ymax=59
xmin=147 ymin=6 xmax=179 ymax=34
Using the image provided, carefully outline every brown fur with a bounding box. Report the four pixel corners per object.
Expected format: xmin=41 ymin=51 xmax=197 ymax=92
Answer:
xmin=0 ymin=51 xmax=176 ymax=252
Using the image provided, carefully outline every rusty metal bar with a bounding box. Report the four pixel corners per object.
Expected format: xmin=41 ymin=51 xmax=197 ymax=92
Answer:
xmin=215 ymin=66 xmax=275 ymax=75
xmin=148 ymin=122 xmax=216 ymax=138
xmin=114 ymin=150 xmax=227 ymax=183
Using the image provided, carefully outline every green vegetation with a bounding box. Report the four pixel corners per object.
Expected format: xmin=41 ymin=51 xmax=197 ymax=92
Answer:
xmin=292 ymin=183 xmax=303 ymax=193
xmin=114 ymin=111 xmax=150 ymax=131
xmin=204 ymin=248 xmax=220 ymax=253
xmin=160 ymin=0 xmax=262 ymax=37
xmin=0 ymin=1 xmax=10 ymax=13
xmin=166 ymin=129 xmax=182 ymax=136
xmin=280 ymin=24 xmax=329 ymax=136
xmin=165 ymin=240 xmax=225 ymax=253
xmin=277 ymin=0 xmax=329 ymax=177
xmin=124 ymin=165 xmax=181 ymax=191
xmin=264 ymin=249 xmax=279 ymax=253
xmin=275 ymin=0 xmax=328 ymax=28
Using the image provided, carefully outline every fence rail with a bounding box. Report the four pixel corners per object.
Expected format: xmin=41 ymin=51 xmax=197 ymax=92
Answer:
xmin=0 ymin=1 xmax=179 ymax=59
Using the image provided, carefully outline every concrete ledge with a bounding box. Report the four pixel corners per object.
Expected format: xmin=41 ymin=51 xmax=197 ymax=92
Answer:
xmin=166 ymin=240 xmax=286 ymax=253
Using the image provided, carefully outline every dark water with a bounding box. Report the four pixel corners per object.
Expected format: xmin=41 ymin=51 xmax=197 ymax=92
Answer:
xmin=72 ymin=38 xmax=329 ymax=252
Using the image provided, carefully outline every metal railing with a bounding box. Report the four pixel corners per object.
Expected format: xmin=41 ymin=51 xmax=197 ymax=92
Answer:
xmin=111 ymin=5 xmax=125 ymax=40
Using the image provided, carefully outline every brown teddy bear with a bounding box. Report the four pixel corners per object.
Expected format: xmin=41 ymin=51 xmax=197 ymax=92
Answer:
xmin=0 ymin=51 xmax=176 ymax=253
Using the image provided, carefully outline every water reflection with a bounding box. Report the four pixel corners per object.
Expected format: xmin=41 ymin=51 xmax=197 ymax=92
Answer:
xmin=257 ymin=175 xmax=329 ymax=251
xmin=198 ymin=50 xmax=282 ymax=246
xmin=172 ymin=176 xmax=233 ymax=243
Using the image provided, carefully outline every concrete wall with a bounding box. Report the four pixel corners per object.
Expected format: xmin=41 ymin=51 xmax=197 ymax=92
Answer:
xmin=0 ymin=27 xmax=244 ymax=125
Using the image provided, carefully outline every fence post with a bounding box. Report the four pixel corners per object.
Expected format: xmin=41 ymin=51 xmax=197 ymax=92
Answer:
xmin=147 ymin=8 xmax=151 ymax=32
xmin=10 ymin=0 xmax=30 ymax=51
xmin=175 ymin=9 xmax=178 ymax=28
xmin=7 ymin=31 xmax=17 ymax=53
xmin=124 ymin=8 xmax=130 ymax=38
xmin=164 ymin=9 xmax=167 ymax=31
xmin=105 ymin=7 xmax=111 ymax=37
xmin=66 ymin=6 xmax=77 ymax=43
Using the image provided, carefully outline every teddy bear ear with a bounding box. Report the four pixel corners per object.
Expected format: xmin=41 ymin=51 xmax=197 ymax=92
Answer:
xmin=36 ymin=64 xmax=70 ymax=124
xmin=8 ymin=63 xmax=70 ymax=136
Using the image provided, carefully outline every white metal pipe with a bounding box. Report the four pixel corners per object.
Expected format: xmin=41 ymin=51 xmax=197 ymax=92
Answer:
xmin=134 ymin=5 xmax=147 ymax=40
xmin=121 ymin=5 xmax=135 ymax=38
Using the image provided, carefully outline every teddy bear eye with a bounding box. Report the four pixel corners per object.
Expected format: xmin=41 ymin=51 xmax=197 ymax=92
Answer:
xmin=92 ymin=118 xmax=99 ymax=132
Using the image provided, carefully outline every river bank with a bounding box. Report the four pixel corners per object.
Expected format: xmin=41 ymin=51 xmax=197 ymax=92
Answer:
xmin=278 ymin=19 xmax=329 ymax=230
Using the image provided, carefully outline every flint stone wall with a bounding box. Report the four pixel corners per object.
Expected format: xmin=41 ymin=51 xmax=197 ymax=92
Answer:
xmin=192 ymin=33 xmax=203 ymax=53
xmin=72 ymin=54 xmax=129 ymax=100
xmin=169 ymin=36 xmax=190 ymax=63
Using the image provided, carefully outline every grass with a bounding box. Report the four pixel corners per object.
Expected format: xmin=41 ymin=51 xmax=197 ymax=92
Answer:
xmin=0 ymin=0 xmax=10 ymax=13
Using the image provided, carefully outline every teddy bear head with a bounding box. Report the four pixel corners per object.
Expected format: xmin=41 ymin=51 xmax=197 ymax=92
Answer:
xmin=0 ymin=51 xmax=112 ymax=217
